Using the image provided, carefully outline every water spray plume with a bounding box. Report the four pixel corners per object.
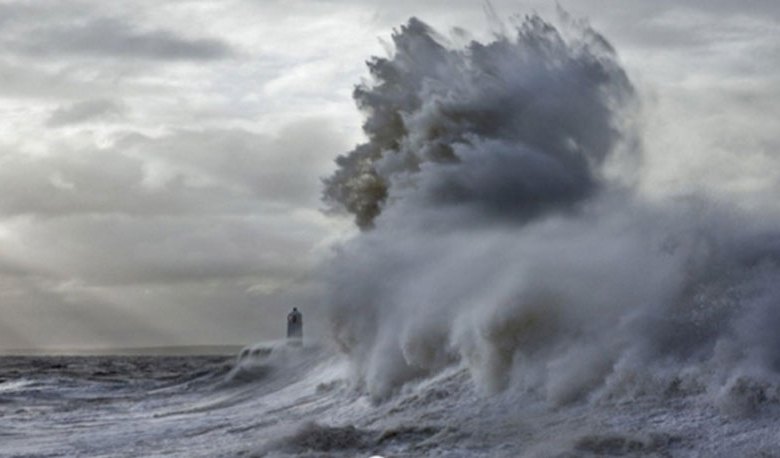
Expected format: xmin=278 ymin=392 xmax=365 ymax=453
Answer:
xmin=322 ymin=13 xmax=780 ymax=413
xmin=324 ymin=14 xmax=634 ymax=230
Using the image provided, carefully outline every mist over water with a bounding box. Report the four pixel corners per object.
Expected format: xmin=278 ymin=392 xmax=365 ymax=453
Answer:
xmin=4 ymin=12 xmax=780 ymax=458
xmin=322 ymin=12 xmax=780 ymax=413
xmin=324 ymin=15 xmax=635 ymax=230
xmin=5 ymin=10 xmax=780 ymax=458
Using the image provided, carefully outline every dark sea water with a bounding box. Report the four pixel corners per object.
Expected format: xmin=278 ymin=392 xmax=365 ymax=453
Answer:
xmin=3 ymin=8 xmax=779 ymax=458
xmin=0 ymin=354 xmax=235 ymax=456
xmin=1 ymin=342 xmax=780 ymax=457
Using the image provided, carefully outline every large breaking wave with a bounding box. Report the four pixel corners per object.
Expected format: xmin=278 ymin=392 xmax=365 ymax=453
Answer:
xmin=321 ymin=13 xmax=780 ymax=412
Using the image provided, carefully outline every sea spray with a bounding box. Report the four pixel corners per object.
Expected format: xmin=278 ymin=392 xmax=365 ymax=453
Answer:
xmin=322 ymin=13 xmax=780 ymax=412
xmin=323 ymin=15 xmax=635 ymax=230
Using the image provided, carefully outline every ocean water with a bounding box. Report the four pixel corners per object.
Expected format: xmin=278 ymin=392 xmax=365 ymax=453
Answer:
xmin=5 ymin=11 xmax=780 ymax=458
xmin=1 ymin=341 xmax=779 ymax=457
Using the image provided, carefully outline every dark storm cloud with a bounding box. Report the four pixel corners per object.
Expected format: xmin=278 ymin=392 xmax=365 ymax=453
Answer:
xmin=12 ymin=17 xmax=233 ymax=61
xmin=46 ymin=99 xmax=126 ymax=127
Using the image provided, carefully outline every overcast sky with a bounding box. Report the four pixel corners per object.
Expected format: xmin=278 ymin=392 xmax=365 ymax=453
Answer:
xmin=0 ymin=0 xmax=777 ymax=351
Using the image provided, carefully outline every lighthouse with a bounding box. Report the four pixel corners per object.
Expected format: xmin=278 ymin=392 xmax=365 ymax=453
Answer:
xmin=286 ymin=307 xmax=303 ymax=345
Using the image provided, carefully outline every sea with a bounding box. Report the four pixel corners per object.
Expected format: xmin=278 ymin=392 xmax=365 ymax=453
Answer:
xmin=1 ymin=341 xmax=779 ymax=457
xmin=4 ymin=11 xmax=780 ymax=458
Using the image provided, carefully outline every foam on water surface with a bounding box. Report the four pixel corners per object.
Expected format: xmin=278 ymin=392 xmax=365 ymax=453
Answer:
xmin=3 ymin=11 xmax=780 ymax=458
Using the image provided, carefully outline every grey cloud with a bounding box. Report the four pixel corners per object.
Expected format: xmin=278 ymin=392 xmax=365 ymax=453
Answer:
xmin=0 ymin=120 xmax=344 ymax=219
xmin=0 ymin=119 xmax=344 ymax=295
xmin=359 ymin=0 xmax=780 ymax=22
xmin=335 ymin=0 xmax=780 ymax=60
xmin=620 ymin=0 xmax=780 ymax=20
xmin=0 ymin=204 xmax=327 ymax=348
xmin=121 ymin=120 xmax=345 ymax=208
xmin=5 ymin=213 xmax=320 ymax=287
xmin=0 ymin=0 xmax=772 ymax=357
xmin=0 ymin=2 xmax=90 ymax=29
xmin=0 ymin=119 xmax=337 ymax=344
xmin=47 ymin=98 xmax=126 ymax=127
xmin=0 ymin=59 xmax=104 ymax=100
xmin=0 ymin=145 xmax=189 ymax=218
xmin=14 ymin=17 xmax=233 ymax=61
xmin=0 ymin=274 xmax=174 ymax=350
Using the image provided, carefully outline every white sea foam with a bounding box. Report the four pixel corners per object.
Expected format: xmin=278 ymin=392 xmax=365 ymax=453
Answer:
xmin=320 ymin=13 xmax=780 ymax=415
xmin=3 ymin=11 xmax=780 ymax=458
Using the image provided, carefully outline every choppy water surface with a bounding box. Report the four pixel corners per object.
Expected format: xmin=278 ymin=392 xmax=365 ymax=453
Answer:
xmin=4 ymin=10 xmax=780 ymax=458
xmin=1 ymin=342 xmax=779 ymax=457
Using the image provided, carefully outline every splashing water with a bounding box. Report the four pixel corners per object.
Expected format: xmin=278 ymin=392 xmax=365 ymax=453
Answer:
xmin=6 ymin=11 xmax=780 ymax=458
xmin=324 ymin=15 xmax=635 ymax=230
xmin=321 ymin=13 xmax=780 ymax=413
xmin=5 ymin=12 xmax=780 ymax=458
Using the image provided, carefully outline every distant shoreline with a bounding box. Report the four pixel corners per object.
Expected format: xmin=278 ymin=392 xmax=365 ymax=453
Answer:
xmin=0 ymin=345 xmax=244 ymax=356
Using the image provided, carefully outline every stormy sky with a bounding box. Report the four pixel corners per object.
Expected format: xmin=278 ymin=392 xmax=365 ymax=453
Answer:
xmin=0 ymin=0 xmax=777 ymax=351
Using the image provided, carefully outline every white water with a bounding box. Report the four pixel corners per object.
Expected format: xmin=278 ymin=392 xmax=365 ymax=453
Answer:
xmin=316 ymin=11 xmax=780 ymax=456
xmin=1 ymin=342 xmax=779 ymax=457
xmin=3 ymin=12 xmax=780 ymax=457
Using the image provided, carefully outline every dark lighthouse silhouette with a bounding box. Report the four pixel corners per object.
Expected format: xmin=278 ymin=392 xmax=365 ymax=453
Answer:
xmin=286 ymin=307 xmax=302 ymax=345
